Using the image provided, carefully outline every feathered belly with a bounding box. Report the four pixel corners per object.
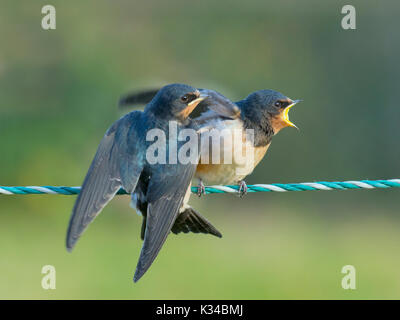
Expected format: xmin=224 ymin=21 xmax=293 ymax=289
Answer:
xmin=195 ymin=119 xmax=270 ymax=184
xmin=196 ymin=163 xmax=244 ymax=185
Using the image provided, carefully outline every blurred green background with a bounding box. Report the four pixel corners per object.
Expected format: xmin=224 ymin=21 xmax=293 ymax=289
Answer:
xmin=1 ymin=0 xmax=400 ymax=299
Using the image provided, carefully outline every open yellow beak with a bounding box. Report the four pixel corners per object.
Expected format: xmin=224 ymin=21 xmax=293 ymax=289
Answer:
xmin=282 ymin=99 xmax=301 ymax=129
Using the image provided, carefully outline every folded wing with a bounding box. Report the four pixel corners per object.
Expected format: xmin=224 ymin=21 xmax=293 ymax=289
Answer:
xmin=133 ymin=162 xmax=197 ymax=282
xmin=195 ymin=88 xmax=240 ymax=122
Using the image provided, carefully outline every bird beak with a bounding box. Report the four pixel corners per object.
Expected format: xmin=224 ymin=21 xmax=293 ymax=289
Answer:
xmin=180 ymin=91 xmax=208 ymax=119
xmin=189 ymin=91 xmax=208 ymax=107
xmin=282 ymin=99 xmax=301 ymax=129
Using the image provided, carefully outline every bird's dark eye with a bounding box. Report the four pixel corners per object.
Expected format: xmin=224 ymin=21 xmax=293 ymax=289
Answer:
xmin=274 ymin=101 xmax=282 ymax=108
xmin=181 ymin=93 xmax=197 ymax=104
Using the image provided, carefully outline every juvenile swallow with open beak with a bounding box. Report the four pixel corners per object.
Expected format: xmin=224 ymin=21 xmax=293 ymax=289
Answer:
xmin=119 ymin=88 xmax=301 ymax=238
xmin=194 ymin=89 xmax=301 ymax=194
xmin=66 ymin=83 xmax=211 ymax=282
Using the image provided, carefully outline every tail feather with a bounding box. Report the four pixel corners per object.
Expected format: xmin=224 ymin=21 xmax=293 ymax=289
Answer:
xmin=171 ymin=207 xmax=222 ymax=238
xmin=140 ymin=206 xmax=222 ymax=239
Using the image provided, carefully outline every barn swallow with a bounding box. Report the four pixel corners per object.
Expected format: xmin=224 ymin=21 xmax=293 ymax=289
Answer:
xmin=119 ymin=88 xmax=301 ymax=236
xmin=66 ymin=83 xmax=213 ymax=282
xmin=194 ymin=89 xmax=301 ymax=192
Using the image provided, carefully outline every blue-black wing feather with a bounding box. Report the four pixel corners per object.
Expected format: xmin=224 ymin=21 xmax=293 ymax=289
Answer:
xmin=66 ymin=111 xmax=145 ymax=250
xmin=133 ymin=162 xmax=197 ymax=282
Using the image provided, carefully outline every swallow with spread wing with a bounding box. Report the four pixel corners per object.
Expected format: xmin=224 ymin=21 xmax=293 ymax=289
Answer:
xmin=120 ymin=88 xmax=301 ymax=238
xmin=67 ymin=83 xmax=213 ymax=282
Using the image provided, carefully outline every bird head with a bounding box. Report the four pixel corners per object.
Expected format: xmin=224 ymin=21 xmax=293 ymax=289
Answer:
xmin=242 ymin=89 xmax=301 ymax=134
xmin=146 ymin=83 xmax=207 ymax=122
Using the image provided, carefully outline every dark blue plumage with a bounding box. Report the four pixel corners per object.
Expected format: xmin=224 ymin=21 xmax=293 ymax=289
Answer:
xmin=66 ymin=83 xmax=209 ymax=282
xmin=118 ymin=86 xmax=301 ymax=214
xmin=67 ymin=84 xmax=301 ymax=283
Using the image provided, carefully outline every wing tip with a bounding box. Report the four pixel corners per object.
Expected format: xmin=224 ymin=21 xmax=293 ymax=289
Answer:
xmin=65 ymin=238 xmax=75 ymax=252
xmin=118 ymin=88 xmax=160 ymax=109
xmin=133 ymin=268 xmax=145 ymax=283
xmin=133 ymin=253 xmax=154 ymax=283
xmin=118 ymin=95 xmax=130 ymax=108
xmin=66 ymin=228 xmax=78 ymax=252
xmin=65 ymin=223 xmax=77 ymax=252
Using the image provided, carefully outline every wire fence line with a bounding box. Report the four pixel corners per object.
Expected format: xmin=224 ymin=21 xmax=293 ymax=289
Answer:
xmin=1 ymin=179 xmax=400 ymax=195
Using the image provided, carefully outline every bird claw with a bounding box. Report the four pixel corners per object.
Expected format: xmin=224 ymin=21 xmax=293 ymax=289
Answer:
xmin=197 ymin=180 xmax=206 ymax=197
xmin=238 ymin=180 xmax=248 ymax=197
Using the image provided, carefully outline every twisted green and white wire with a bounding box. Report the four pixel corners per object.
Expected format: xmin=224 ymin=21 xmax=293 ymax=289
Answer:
xmin=1 ymin=179 xmax=399 ymax=195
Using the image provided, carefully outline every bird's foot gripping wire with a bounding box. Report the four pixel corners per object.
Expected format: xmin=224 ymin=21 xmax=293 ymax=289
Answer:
xmin=238 ymin=180 xmax=248 ymax=197
xmin=197 ymin=180 xmax=206 ymax=197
